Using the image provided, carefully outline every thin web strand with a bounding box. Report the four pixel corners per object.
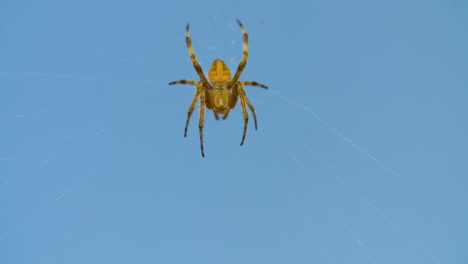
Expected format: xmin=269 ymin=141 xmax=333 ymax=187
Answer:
xmin=272 ymin=90 xmax=442 ymax=205
xmin=276 ymin=132 xmax=377 ymax=264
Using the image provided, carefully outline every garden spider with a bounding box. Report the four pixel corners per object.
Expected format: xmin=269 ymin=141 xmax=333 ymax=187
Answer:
xmin=169 ymin=19 xmax=268 ymax=157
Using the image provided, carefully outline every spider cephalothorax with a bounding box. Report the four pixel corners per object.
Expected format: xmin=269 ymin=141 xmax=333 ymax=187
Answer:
xmin=169 ymin=20 xmax=267 ymax=157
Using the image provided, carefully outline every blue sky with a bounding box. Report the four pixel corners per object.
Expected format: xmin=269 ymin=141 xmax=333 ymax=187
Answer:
xmin=1 ymin=1 xmax=467 ymax=263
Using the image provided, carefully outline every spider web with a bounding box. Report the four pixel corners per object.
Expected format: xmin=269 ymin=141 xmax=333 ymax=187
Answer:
xmin=1 ymin=2 xmax=466 ymax=264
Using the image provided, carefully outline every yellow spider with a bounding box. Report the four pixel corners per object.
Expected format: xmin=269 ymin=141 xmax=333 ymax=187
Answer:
xmin=169 ymin=19 xmax=268 ymax=157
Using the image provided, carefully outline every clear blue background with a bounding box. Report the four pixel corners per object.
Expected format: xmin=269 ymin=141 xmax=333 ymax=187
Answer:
xmin=1 ymin=1 xmax=467 ymax=263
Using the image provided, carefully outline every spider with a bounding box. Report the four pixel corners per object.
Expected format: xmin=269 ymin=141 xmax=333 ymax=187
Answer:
xmin=169 ymin=19 xmax=268 ymax=157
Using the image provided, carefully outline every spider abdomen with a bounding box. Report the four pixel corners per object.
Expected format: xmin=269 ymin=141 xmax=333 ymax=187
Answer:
xmin=208 ymin=59 xmax=232 ymax=83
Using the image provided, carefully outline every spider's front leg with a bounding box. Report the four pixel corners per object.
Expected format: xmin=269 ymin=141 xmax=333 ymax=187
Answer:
xmin=237 ymin=85 xmax=249 ymax=146
xmin=184 ymin=89 xmax=200 ymax=138
xmin=198 ymin=88 xmax=206 ymax=157
xmin=182 ymin=82 xmax=206 ymax=157
xmin=236 ymin=83 xmax=258 ymax=146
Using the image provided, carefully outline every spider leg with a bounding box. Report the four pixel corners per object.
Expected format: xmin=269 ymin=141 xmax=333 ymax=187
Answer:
xmin=169 ymin=80 xmax=198 ymax=85
xmin=198 ymin=88 xmax=206 ymax=157
xmin=186 ymin=24 xmax=212 ymax=87
xmin=237 ymin=84 xmax=250 ymax=146
xmin=230 ymin=20 xmax=249 ymax=86
xmin=243 ymin=93 xmax=258 ymax=130
xmin=184 ymin=83 xmax=203 ymax=138
xmin=239 ymin=81 xmax=268 ymax=89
